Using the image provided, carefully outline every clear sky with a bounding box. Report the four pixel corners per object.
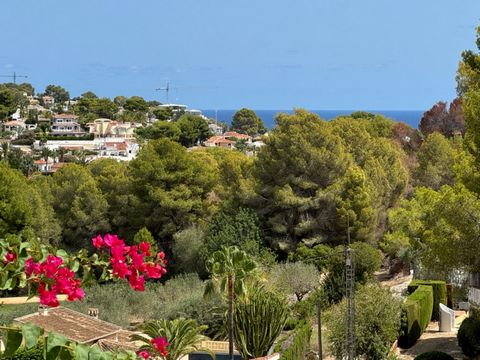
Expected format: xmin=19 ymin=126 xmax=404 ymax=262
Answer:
xmin=1 ymin=0 xmax=479 ymax=110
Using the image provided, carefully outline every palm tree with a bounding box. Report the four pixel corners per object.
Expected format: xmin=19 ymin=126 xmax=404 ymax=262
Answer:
xmin=41 ymin=146 xmax=52 ymax=164
xmin=205 ymin=246 xmax=256 ymax=360
xmin=131 ymin=318 xmax=213 ymax=360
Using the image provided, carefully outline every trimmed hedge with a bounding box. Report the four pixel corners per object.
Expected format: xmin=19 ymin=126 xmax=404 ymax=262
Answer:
xmin=414 ymin=351 xmax=454 ymax=360
xmin=278 ymin=321 xmax=312 ymax=360
xmin=408 ymin=280 xmax=447 ymax=321
xmin=457 ymin=317 xmax=480 ymax=358
xmin=398 ymin=285 xmax=433 ymax=348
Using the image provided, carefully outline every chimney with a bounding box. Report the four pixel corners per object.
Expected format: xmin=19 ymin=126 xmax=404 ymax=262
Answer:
xmin=38 ymin=304 xmax=49 ymax=316
xmin=88 ymin=308 xmax=99 ymax=319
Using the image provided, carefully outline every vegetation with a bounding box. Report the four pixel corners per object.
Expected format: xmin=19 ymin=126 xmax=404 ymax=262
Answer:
xmin=407 ymin=280 xmax=447 ymax=321
xmin=277 ymin=321 xmax=312 ymax=360
xmin=233 ymin=289 xmax=288 ymax=359
xmin=231 ymin=108 xmax=266 ymax=136
xmin=457 ymin=316 xmax=480 ymax=358
xmin=325 ymin=284 xmax=402 ymax=360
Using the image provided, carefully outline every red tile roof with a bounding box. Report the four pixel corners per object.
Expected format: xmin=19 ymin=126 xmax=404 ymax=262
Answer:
xmin=223 ymin=131 xmax=251 ymax=140
xmin=105 ymin=142 xmax=128 ymax=151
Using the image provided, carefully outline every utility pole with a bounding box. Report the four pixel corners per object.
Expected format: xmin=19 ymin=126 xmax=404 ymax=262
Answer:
xmin=345 ymin=215 xmax=356 ymax=360
xmin=317 ymin=301 xmax=323 ymax=360
xmin=0 ymin=72 xmax=28 ymax=84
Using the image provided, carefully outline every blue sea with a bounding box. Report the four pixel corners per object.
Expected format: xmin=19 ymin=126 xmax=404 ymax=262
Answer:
xmin=202 ymin=109 xmax=424 ymax=129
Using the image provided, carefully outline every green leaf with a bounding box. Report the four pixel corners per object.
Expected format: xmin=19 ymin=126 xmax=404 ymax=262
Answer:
xmin=3 ymin=329 xmax=23 ymax=357
xmin=72 ymin=343 xmax=89 ymax=360
xmin=58 ymin=346 xmax=74 ymax=360
xmin=22 ymin=323 xmax=43 ymax=349
xmin=46 ymin=332 xmax=68 ymax=360
xmin=87 ymin=344 xmax=108 ymax=360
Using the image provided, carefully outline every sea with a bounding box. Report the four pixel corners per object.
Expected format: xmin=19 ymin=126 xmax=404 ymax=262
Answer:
xmin=201 ymin=110 xmax=424 ymax=130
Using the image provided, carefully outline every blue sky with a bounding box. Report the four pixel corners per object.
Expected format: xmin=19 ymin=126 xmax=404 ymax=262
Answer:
xmin=1 ymin=0 xmax=479 ymax=110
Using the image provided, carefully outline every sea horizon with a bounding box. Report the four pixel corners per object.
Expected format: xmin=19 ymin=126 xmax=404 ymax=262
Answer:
xmin=201 ymin=109 xmax=425 ymax=130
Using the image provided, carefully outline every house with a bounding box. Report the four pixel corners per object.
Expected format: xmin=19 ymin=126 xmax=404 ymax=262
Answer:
xmin=96 ymin=141 xmax=139 ymax=159
xmin=42 ymin=96 xmax=55 ymax=107
xmin=14 ymin=307 xmax=135 ymax=348
xmin=87 ymin=118 xmax=136 ymax=139
xmin=223 ymin=131 xmax=252 ymax=142
xmin=34 ymin=159 xmax=52 ymax=173
xmin=50 ymin=114 xmax=86 ymax=137
xmin=3 ymin=120 xmax=26 ymax=136
xmin=204 ymin=136 xmax=236 ymax=149
xmin=208 ymin=123 xmax=224 ymax=136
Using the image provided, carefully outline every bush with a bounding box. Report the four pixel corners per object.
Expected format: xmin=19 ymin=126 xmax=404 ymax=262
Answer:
xmin=398 ymin=285 xmax=434 ymax=348
xmin=278 ymin=321 xmax=312 ymax=360
xmin=1 ymin=345 xmax=44 ymax=360
xmin=325 ymin=284 xmax=401 ymax=360
xmin=414 ymin=351 xmax=454 ymax=360
xmin=0 ymin=303 xmax=38 ymax=325
xmin=408 ymin=280 xmax=447 ymax=321
xmin=458 ymin=317 xmax=480 ymax=358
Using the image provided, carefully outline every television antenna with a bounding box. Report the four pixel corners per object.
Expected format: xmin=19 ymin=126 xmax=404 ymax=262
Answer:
xmin=345 ymin=214 xmax=356 ymax=359
xmin=0 ymin=72 xmax=28 ymax=84
xmin=155 ymin=82 xmax=178 ymax=104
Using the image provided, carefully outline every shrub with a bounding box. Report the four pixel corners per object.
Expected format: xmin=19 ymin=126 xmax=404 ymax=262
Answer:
xmin=398 ymin=285 xmax=434 ymax=348
xmin=408 ymin=280 xmax=447 ymax=321
xmin=278 ymin=321 xmax=312 ymax=360
xmin=414 ymin=351 xmax=454 ymax=360
xmin=325 ymin=284 xmax=401 ymax=360
xmin=269 ymin=262 xmax=321 ymax=301
xmin=233 ymin=289 xmax=289 ymax=359
xmin=0 ymin=303 xmax=38 ymax=325
xmin=458 ymin=317 xmax=480 ymax=358
xmin=1 ymin=345 xmax=44 ymax=360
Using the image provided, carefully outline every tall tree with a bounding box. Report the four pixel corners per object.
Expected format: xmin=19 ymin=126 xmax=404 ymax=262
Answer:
xmin=124 ymin=96 xmax=148 ymax=112
xmin=231 ymin=108 xmax=266 ymax=136
xmin=176 ymin=114 xmax=211 ymax=147
xmin=419 ymin=99 xmax=465 ymax=137
xmin=205 ymin=246 xmax=256 ymax=360
xmin=44 ymin=84 xmax=70 ymax=103
xmin=128 ymin=139 xmax=217 ymax=240
xmin=50 ymin=164 xmax=110 ymax=250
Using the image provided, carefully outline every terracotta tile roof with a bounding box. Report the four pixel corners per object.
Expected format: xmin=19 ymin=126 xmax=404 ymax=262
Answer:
xmin=52 ymin=162 xmax=66 ymax=170
xmin=97 ymin=330 xmax=142 ymax=353
xmin=223 ymin=131 xmax=251 ymax=140
xmin=14 ymin=307 xmax=122 ymax=344
xmin=105 ymin=142 xmax=128 ymax=151
xmin=34 ymin=160 xmax=47 ymax=165
xmin=205 ymin=136 xmax=235 ymax=145
xmin=3 ymin=121 xmax=24 ymax=126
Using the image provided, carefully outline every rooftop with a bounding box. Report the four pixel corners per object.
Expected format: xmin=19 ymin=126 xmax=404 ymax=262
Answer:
xmin=15 ymin=307 xmax=122 ymax=344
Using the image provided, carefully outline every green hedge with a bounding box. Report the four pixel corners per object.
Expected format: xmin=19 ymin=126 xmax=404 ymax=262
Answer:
xmin=414 ymin=351 xmax=454 ymax=360
xmin=457 ymin=317 xmax=480 ymax=358
xmin=408 ymin=280 xmax=447 ymax=321
xmin=398 ymin=285 xmax=433 ymax=348
xmin=278 ymin=321 xmax=312 ymax=360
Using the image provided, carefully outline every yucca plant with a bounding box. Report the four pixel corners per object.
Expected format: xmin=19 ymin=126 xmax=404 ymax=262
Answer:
xmin=132 ymin=318 xmax=213 ymax=360
xmin=205 ymin=246 xmax=256 ymax=360
xmin=233 ymin=289 xmax=288 ymax=359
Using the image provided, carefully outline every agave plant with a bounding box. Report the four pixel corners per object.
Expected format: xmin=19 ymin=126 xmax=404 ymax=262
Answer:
xmin=233 ymin=288 xmax=288 ymax=359
xmin=132 ymin=318 xmax=213 ymax=360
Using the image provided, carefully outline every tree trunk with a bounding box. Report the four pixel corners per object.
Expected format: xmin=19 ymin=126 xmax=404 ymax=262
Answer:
xmin=228 ymin=274 xmax=234 ymax=360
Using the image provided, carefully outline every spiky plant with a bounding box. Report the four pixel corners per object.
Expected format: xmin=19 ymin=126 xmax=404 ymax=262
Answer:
xmin=131 ymin=318 xmax=212 ymax=360
xmin=233 ymin=289 xmax=288 ymax=359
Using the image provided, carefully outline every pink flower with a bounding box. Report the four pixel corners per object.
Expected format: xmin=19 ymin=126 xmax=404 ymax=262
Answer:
xmin=25 ymin=258 xmax=41 ymax=277
xmin=130 ymin=247 xmax=146 ymax=270
xmin=103 ymin=234 xmax=118 ymax=247
xmin=128 ymin=272 xmax=145 ymax=291
xmin=144 ymin=263 xmax=163 ymax=279
xmin=139 ymin=242 xmax=151 ymax=256
xmin=67 ymin=287 xmax=85 ymax=301
xmin=38 ymin=284 xmax=59 ymax=307
xmin=42 ymin=255 xmax=63 ymax=278
xmin=110 ymin=245 xmax=126 ymax=259
xmin=111 ymin=258 xmax=131 ymax=279
xmin=3 ymin=252 xmax=16 ymax=264
xmin=138 ymin=350 xmax=150 ymax=359
xmin=151 ymin=337 xmax=169 ymax=356
xmin=92 ymin=235 xmax=104 ymax=249
xmin=157 ymin=251 xmax=165 ymax=260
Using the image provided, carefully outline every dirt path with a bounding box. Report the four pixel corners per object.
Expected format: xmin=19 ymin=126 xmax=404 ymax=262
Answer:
xmin=398 ymin=316 xmax=467 ymax=360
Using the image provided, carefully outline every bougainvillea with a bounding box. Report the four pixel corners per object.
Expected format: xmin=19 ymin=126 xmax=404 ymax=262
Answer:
xmin=0 ymin=233 xmax=169 ymax=359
